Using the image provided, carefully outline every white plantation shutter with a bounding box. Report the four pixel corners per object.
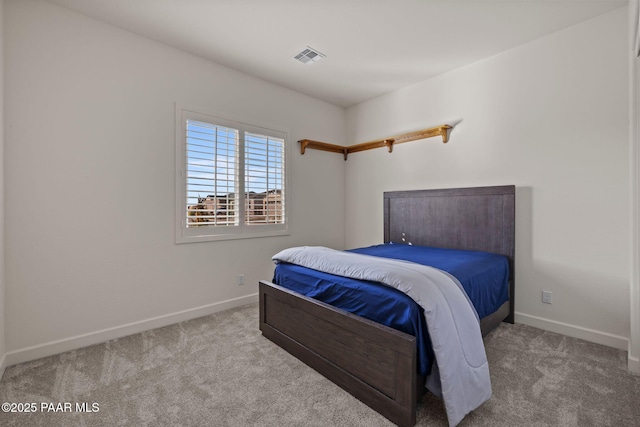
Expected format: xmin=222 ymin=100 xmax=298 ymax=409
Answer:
xmin=186 ymin=120 xmax=239 ymax=227
xmin=245 ymin=131 xmax=285 ymax=225
xmin=176 ymin=108 xmax=288 ymax=243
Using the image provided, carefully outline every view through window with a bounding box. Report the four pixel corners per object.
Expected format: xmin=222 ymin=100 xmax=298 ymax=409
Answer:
xmin=177 ymin=109 xmax=287 ymax=242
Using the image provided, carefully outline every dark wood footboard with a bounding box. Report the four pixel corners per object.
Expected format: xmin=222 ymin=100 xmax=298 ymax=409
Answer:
xmin=259 ymin=280 xmax=419 ymax=427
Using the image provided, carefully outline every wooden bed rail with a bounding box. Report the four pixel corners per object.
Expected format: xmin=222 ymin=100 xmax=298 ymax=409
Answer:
xmin=299 ymin=124 xmax=452 ymax=160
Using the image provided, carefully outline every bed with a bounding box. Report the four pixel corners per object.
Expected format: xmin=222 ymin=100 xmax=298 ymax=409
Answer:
xmin=259 ymin=185 xmax=515 ymax=426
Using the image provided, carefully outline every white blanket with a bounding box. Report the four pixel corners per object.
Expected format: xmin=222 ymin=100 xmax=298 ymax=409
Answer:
xmin=272 ymin=246 xmax=491 ymax=427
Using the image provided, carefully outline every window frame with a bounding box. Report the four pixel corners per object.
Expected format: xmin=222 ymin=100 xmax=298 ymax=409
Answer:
xmin=175 ymin=105 xmax=290 ymax=243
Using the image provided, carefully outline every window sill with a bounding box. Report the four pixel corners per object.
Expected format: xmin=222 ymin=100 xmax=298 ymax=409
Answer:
xmin=176 ymin=228 xmax=290 ymax=244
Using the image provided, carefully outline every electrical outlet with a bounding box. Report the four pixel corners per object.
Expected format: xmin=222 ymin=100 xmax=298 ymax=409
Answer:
xmin=237 ymin=274 xmax=245 ymax=285
xmin=542 ymin=290 xmax=552 ymax=304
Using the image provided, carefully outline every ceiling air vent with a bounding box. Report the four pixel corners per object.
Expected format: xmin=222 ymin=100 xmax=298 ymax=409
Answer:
xmin=293 ymin=47 xmax=325 ymax=64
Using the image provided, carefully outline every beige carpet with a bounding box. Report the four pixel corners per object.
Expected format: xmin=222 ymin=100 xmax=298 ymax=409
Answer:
xmin=0 ymin=303 xmax=638 ymax=426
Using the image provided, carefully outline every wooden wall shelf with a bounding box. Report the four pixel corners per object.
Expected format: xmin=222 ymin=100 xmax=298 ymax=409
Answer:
xmin=299 ymin=124 xmax=452 ymax=160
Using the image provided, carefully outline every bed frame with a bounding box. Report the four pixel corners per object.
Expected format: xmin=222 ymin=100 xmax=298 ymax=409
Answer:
xmin=259 ymin=185 xmax=515 ymax=426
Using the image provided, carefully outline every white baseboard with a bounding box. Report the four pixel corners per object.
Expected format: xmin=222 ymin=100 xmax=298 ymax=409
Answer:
xmin=515 ymin=312 xmax=629 ymax=351
xmin=3 ymin=293 xmax=258 ymax=368
xmin=5 ymin=302 xmax=633 ymax=375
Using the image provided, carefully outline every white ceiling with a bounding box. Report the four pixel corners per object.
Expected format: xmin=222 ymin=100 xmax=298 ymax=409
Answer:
xmin=45 ymin=0 xmax=627 ymax=108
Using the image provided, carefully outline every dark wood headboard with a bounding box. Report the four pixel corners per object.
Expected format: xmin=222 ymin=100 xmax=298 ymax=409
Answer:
xmin=384 ymin=185 xmax=516 ymax=321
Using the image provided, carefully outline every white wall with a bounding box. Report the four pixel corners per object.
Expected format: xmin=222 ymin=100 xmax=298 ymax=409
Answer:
xmin=0 ymin=0 xmax=6 ymax=377
xmin=345 ymin=8 xmax=630 ymax=349
xmin=629 ymin=0 xmax=640 ymax=374
xmin=3 ymin=0 xmax=346 ymax=363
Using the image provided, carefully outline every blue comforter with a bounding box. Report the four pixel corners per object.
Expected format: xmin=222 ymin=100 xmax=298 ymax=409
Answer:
xmin=272 ymin=243 xmax=509 ymax=378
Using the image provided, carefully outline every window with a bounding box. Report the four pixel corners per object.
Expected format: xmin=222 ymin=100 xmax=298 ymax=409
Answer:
xmin=176 ymin=107 xmax=288 ymax=243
